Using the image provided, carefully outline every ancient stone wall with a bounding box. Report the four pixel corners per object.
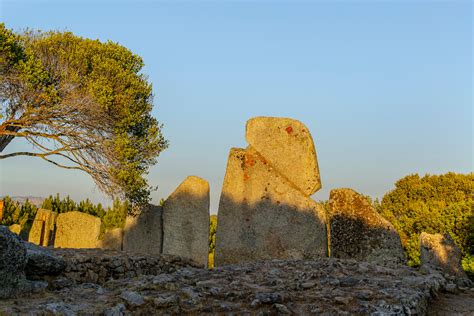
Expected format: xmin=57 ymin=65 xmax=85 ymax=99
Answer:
xmin=162 ymin=176 xmax=210 ymax=267
xmin=215 ymin=117 xmax=327 ymax=266
xmin=54 ymin=211 xmax=102 ymax=249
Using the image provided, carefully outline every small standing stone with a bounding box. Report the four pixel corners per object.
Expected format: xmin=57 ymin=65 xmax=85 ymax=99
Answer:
xmin=123 ymin=204 xmax=162 ymax=255
xmin=28 ymin=209 xmax=57 ymax=246
xmin=162 ymin=176 xmax=210 ymax=267
xmin=98 ymin=228 xmax=123 ymax=250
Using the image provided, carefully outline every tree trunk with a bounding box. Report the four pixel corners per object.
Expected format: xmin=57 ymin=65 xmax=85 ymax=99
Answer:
xmin=0 ymin=125 xmax=20 ymax=152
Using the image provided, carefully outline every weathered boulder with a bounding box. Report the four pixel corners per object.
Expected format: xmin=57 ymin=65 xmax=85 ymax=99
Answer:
xmin=328 ymin=188 xmax=405 ymax=266
xmin=163 ymin=176 xmax=210 ymax=267
xmin=28 ymin=209 xmax=56 ymax=246
xmin=420 ymin=232 xmax=467 ymax=279
xmin=8 ymin=224 xmax=21 ymax=235
xmin=215 ymin=147 xmax=327 ymax=266
xmin=246 ymin=117 xmax=321 ymax=195
xmin=54 ymin=211 xmax=102 ymax=249
xmin=25 ymin=242 xmax=66 ymax=277
xmin=98 ymin=228 xmax=123 ymax=250
xmin=0 ymin=226 xmax=27 ymax=298
xmin=123 ymin=205 xmax=162 ymax=255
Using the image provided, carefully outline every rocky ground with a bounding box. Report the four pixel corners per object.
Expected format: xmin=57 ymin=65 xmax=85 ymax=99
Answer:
xmin=2 ymin=248 xmax=472 ymax=315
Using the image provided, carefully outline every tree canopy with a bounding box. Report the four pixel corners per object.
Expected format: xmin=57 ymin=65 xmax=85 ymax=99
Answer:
xmin=0 ymin=24 xmax=168 ymax=211
xmin=377 ymin=172 xmax=473 ymax=268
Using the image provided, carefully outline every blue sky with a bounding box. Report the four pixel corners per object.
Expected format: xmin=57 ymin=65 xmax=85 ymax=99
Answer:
xmin=0 ymin=0 xmax=472 ymax=213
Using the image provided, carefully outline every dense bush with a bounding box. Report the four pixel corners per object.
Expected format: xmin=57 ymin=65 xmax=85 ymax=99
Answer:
xmin=377 ymin=172 xmax=473 ymax=270
xmin=208 ymin=215 xmax=217 ymax=268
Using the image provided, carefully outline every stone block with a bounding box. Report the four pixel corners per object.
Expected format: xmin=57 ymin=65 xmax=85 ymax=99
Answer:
xmin=28 ymin=209 xmax=57 ymax=246
xmin=123 ymin=205 xmax=162 ymax=255
xmin=54 ymin=211 xmax=102 ymax=249
xmin=328 ymin=188 xmax=405 ymax=266
xmin=162 ymin=176 xmax=210 ymax=266
xmin=246 ymin=117 xmax=321 ymax=195
xmin=215 ymin=147 xmax=327 ymax=266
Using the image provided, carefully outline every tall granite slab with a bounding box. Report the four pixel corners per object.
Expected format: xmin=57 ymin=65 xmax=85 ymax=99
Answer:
xmin=215 ymin=147 xmax=328 ymax=266
xmin=162 ymin=176 xmax=210 ymax=266
xmin=246 ymin=117 xmax=321 ymax=196
xmin=97 ymin=228 xmax=123 ymax=250
xmin=420 ymin=232 xmax=467 ymax=279
xmin=329 ymin=188 xmax=405 ymax=266
xmin=28 ymin=209 xmax=56 ymax=246
xmin=54 ymin=211 xmax=102 ymax=249
xmin=123 ymin=204 xmax=162 ymax=255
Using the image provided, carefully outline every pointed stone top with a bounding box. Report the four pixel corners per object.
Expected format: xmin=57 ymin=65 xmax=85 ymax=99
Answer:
xmin=245 ymin=116 xmax=321 ymax=196
xmin=170 ymin=176 xmax=209 ymax=198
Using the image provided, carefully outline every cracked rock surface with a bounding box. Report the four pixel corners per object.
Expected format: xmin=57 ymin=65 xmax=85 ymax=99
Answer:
xmin=1 ymin=247 xmax=468 ymax=315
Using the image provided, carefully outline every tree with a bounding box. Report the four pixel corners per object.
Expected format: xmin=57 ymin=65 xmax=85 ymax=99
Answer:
xmin=0 ymin=24 xmax=168 ymax=212
xmin=377 ymin=173 xmax=473 ymax=268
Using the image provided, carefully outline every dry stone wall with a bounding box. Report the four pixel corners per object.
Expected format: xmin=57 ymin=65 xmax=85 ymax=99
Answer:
xmin=54 ymin=211 xmax=102 ymax=249
xmin=328 ymin=188 xmax=405 ymax=266
xmin=216 ymin=117 xmax=327 ymax=266
xmin=162 ymin=176 xmax=210 ymax=267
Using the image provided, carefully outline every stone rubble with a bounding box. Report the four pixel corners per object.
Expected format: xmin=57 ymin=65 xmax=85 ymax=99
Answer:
xmin=1 ymin=247 xmax=468 ymax=315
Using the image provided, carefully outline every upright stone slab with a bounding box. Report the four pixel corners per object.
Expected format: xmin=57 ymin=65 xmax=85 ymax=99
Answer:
xmin=162 ymin=176 xmax=210 ymax=267
xmin=329 ymin=188 xmax=405 ymax=266
xmin=246 ymin=117 xmax=321 ymax=195
xmin=420 ymin=232 xmax=467 ymax=279
xmin=54 ymin=211 xmax=102 ymax=249
xmin=0 ymin=200 xmax=4 ymax=222
xmin=215 ymin=147 xmax=327 ymax=266
xmin=28 ymin=209 xmax=56 ymax=246
xmin=97 ymin=228 xmax=123 ymax=250
xmin=123 ymin=204 xmax=162 ymax=255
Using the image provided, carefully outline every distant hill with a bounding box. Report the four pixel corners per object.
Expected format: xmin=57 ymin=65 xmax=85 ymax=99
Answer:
xmin=2 ymin=196 xmax=45 ymax=207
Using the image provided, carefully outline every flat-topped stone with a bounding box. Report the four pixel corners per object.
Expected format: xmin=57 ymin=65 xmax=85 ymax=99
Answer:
xmin=246 ymin=116 xmax=321 ymax=195
xmin=215 ymin=147 xmax=327 ymax=266
xmin=163 ymin=176 xmax=210 ymax=267
xmin=329 ymin=188 xmax=405 ymax=266
xmin=123 ymin=204 xmax=162 ymax=255
xmin=54 ymin=211 xmax=102 ymax=249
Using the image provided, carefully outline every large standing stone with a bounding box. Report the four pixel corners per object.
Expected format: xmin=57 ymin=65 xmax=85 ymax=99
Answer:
xmin=328 ymin=188 xmax=405 ymax=266
xmin=28 ymin=209 xmax=56 ymax=246
xmin=162 ymin=176 xmax=210 ymax=267
xmin=246 ymin=117 xmax=321 ymax=196
xmin=98 ymin=228 xmax=123 ymax=251
xmin=420 ymin=232 xmax=467 ymax=278
xmin=0 ymin=226 xmax=27 ymax=298
xmin=54 ymin=211 xmax=102 ymax=249
xmin=123 ymin=205 xmax=162 ymax=255
xmin=215 ymin=147 xmax=328 ymax=266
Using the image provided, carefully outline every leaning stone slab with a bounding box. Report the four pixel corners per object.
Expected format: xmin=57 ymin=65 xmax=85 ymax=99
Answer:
xmin=123 ymin=204 xmax=162 ymax=255
xmin=420 ymin=232 xmax=467 ymax=280
xmin=246 ymin=117 xmax=321 ymax=195
xmin=54 ymin=211 xmax=102 ymax=249
xmin=215 ymin=147 xmax=328 ymax=266
xmin=328 ymin=188 xmax=405 ymax=266
xmin=98 ymin=228 xmax=123 ymax=251
xmin=162 ymin=176 xmax=210 ymax=267
xmin=28 ymin=209 xmax=56 ymax=246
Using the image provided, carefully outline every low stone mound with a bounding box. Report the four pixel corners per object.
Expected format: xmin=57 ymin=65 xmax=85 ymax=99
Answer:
xmin=0 ymin=226 xmax=27 ymax=298
xmin=0 ymin=257 xmax=452 ymax=315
